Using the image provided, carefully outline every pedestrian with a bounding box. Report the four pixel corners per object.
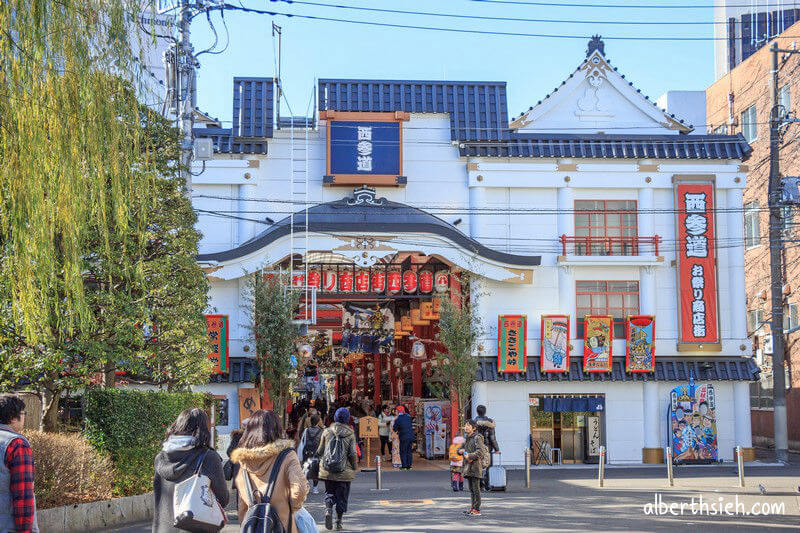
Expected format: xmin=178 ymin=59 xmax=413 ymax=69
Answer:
xmin=298 ymin=414 xmax=324 ymax=494
xmin=392 ymin=405 xmax=414 ymax=470
xmin=389 ymin=407 xmax=402 ymax=469
xmin=448 ymin=435 xmax=465 ymax=492
xmin=0 ymin=394 xmax=37 ymax=533
xmin=317 ymin=407 xmax=358 ymax=531
xmin=475 ymin=404 xmax=500 ymax=490
xmin=461 ymin=419 xmax=489 ymax=517
xmin=152 ymin=408 xmax=229 ymax=533
xmin=231 ymin=409 xmax=309 ymax=531
xmin=377 ymin=405 xmax=394 ymax=458
xmin=223 ymin=429 xmax=244 ymax=510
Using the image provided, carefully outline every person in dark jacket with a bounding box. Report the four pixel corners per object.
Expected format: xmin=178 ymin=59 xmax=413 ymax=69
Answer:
xmin=461 ymin=419 xmax=488 ymax=517
xmin=152 ymin=408 xmax=229 ymax=533
xmin=299 ymin=414 xmax=324 ymax=494
xmin=317 ymin=407 xmax=358 ymax=531
xmin=392 ymin=405 xmax=414 ymax=470
xmin=475 ymin=404 xmax=499 ymax=490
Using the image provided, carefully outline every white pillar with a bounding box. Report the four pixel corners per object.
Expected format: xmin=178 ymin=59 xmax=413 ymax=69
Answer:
xmin=472 ymin=381 xmax=489 ymax=417
xmin=638 ymin=187 xmax=655 ymax=254
xmin=559 ymin=266 xmax=576 ymax=335
xmin=733 ymin=382 xmax=753 ymax=448
xmin=469 ymin=186 xmax=487 ymax=241
xmin=727 ymin=188 xmax=747 ymax=341
xmin=557 ymin=186 xmax=574 ymax=245
xmin=643 ymin=382 xmax=660 ymax=449
xmin=640 ymin=267 xmax=657 ymax=316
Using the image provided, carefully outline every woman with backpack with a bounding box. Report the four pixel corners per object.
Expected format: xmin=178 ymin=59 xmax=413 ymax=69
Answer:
xmin=298 ymin=414 xmax=324 ymax=494
xmin=316 ymin=407 xmax=358 ymax=531
xmin=152 ymin=408 xmax=230 ymax=533
xmin=231 ymin=410 xmax=309 ymax=532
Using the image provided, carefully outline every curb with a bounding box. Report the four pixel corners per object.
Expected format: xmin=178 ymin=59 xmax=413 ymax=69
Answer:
xmin=38 ymin=492 xmax=153 ymax=532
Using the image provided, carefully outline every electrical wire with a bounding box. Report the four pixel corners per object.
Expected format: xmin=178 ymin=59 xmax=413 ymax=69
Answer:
xmin=465 ymin=0 xmax=799 ymax=8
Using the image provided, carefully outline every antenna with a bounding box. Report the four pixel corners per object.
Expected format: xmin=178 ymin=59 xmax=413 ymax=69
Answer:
xmin=273 ymin=22 xmax=282 ymax=129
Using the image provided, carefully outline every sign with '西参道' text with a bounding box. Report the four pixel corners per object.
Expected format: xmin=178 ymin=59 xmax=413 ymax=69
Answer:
xmin=329 ymin=120 xmax=401 ymax=176
xmin=675 ymin=181 xmax=719 ymax=348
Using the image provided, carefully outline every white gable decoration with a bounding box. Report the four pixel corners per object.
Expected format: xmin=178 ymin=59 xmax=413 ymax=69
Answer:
xmin=511 ymin=37 xmax=692 ymax=136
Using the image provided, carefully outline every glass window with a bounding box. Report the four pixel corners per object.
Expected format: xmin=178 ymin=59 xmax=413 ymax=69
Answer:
xmin=573 ymin=200 xmax=638 ymax=256
xmin=576 ymin=280 xmax=639 ymax=338
xmin=780 ymin=84 xmax=791 ymax=118
xmin=741 ymin=105 xmax=757 ymax=143
xmin=744 ymin=201 xmax=761 ymax=248
xmin=747 ymin=309 xmax=764 ymax=335
xmin=783 ymin=303 xmax=799 ymax=332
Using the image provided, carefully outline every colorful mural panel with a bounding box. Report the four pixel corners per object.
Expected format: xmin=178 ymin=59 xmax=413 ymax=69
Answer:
xmin=626 ymin=315 xmax=655 ymax=373
xmin=583 ymin=315 xmax=613 ymax=372
xmin=669 ymin=383 xmax=718 ymax=464
xmin=541 ymin=315 xmax=570 ymax=373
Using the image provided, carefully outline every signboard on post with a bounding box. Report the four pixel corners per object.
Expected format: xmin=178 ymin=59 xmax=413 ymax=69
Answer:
xmin=238 ymin=388 xmax=261 ymax=427
xmin=498 ymin=315 xmax=527 ymax=373
xmin=359 ymin=416 xmax=379 ymax=438
xmin=675 ymin=179 xmax=720 ymax=350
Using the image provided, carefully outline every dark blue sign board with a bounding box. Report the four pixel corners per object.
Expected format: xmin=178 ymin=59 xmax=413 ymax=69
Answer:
xmin=329 ymin=121 xmax=401 ymax=176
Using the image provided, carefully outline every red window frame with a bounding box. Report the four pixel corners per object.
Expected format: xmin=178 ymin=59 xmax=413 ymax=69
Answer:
xmin=574 ymin=200 xmax=638 ymax=255
xmin=576 ymin=280 xmax=640 ymax=337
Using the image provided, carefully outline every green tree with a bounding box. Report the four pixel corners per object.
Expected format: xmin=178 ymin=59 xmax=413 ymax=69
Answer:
xmin=245 ymin=273 xmax=300 ymax=419
xmin=431 ymin=277 xmax=483 ymax=429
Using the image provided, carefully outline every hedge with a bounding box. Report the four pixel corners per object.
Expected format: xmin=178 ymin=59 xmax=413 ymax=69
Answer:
xmin=83 ymin=388 xmax=209 ymax=496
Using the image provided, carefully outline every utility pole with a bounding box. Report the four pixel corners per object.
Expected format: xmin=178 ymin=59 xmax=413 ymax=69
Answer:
xmin=768 ymin=41 xmax=789 ymax=464
xmin=178 ymin=0 xmax=196 ymax=192
xmin=273 ymin=23 xmax=282 ymax=129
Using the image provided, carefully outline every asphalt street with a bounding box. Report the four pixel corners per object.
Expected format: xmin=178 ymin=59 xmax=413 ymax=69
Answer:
xmin=108 ymin=462 xmax=800 ymax=532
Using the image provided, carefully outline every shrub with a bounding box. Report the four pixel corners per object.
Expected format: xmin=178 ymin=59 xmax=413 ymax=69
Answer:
xmin=24 ymin=431 xmax=113 ymax=509
xmin=83 ymin=388 xmax=209 ymax=496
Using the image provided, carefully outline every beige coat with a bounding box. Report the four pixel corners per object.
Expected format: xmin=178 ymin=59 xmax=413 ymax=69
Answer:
xmin=231 ymin=439 xmax=309 ymax=530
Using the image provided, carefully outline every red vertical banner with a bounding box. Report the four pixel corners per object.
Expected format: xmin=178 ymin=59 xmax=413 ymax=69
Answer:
xmin=205 ymin=314 xmax=229 ymax=374
xmin=676 ymin=182 xmax=719 ymax=347
xmin=497 ymin=315 xmax=527 ymax=373
xmin=583 ymin=315 xmax=613 ymax=373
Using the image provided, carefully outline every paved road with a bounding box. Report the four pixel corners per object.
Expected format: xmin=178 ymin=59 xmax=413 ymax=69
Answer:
xmin=108 ymin=463 xmax=800 ymax=532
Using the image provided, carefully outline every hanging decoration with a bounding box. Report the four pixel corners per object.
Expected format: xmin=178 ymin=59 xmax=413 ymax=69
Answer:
xmin=419 ymin=271 xmax=434 ymax=293
xmin=411 ymin=340 xmax=426 ymax=359
xmin=388 ymin=270 xmax=402 ymax=294
xmin=205 ymin=314 xmax=229 ymax=374
xmin=583 ymin=315 xmax=613 ymax=372
xmin=497 ymin=315 xmax=527 ymax=373
xmin=626 ymin=315 xmax=655 ymax=373
xmin=541 ymin=315 xmax=569 ymax=373
xmin=403 ymin=270 xmax=418 ymax=293
xmin=435 ymin=271 xmax=450 ymax=293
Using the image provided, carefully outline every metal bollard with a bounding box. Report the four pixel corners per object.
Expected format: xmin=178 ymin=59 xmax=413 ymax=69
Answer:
xmin=371 ymin=455 xmax=388 ymax=492
xmin=666 ymin=447 xmax=674 ymax=487
xmin=736 ymin=446 xmax=745 ymax=488
xmin=525 ymin=448 xmax=531 ymax=488
xmin=598 ymin=446 xmax=606 ymax=487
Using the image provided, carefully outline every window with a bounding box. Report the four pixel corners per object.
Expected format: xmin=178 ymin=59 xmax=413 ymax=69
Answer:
xmin=576 ymin=280 xmax=639 ymax=338
xmin=779 ymin=84 xmax=791 ymax=118
xmin=747 ymin=309 xmax=765 ymax=335
xmin=784 ymin=303 xmax=799 ymax=332
xmin=574 ymin=200 xmax=638 ymax=255
xmin=744 ymin=201 xmax=761 ymax=248
xmin=741 ymin=105 xmax=757 ymax=143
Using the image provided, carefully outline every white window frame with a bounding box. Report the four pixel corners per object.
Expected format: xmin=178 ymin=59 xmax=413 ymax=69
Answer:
xmin=779 ymin=84 xmax=791 ymax=118
xmin=744 ymin=201 xmax=761 ymax=248
xmin=741 ymin=105 xmax=758 ymax=143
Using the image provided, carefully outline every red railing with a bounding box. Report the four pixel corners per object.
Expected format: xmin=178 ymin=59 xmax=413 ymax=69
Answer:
xmin=560 ymin=235 xmax=661 ymax=257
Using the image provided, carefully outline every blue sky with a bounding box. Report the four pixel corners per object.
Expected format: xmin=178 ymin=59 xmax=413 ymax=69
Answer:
xmin=191 ymin=0 xmax=719 ymax=126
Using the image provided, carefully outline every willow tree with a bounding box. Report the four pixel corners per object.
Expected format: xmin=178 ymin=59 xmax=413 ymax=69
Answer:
xmin=0 ymin=0 xmax=156 ymax=345
xmin=245 ymin=273 xmax=301 ymax=419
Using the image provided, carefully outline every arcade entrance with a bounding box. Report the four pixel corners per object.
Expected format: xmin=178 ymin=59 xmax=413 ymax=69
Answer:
xmin=529 ymin=394 xmax=606 ymax=464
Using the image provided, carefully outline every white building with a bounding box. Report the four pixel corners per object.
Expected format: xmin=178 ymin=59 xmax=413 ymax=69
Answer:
xmin=192 ymin=38 xmax=756 ymax=465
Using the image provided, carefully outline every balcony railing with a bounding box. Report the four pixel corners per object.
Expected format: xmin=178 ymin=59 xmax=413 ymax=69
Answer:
xmin=560 ymin=235 xmax=661 ymax=257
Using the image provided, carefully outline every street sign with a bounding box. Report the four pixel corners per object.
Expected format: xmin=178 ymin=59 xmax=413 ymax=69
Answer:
xmin=359 ymin=416 xmax=379 ymax=438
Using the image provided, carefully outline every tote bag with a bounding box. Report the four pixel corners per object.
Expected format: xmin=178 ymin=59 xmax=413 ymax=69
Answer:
xmin=173 ymin=450 xmax=226 ymax=532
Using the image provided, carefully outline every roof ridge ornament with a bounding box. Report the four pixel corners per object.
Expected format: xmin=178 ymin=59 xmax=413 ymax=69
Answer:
xmin=586 ymin=35 xmax=605 ymax=58
xmin=347 ymin=186 xmax=385 ymax=206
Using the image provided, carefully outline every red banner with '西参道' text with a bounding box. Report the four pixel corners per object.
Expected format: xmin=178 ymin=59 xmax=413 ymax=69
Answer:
xmin=676 ymin=182 xmax=719 ymax=346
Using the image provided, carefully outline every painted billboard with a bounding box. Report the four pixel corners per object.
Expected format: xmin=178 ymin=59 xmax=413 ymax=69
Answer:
xmin=668 ymin=382 xmax=718 ymax=464
xmin=541 ymin=315 xmax=570 ymax=373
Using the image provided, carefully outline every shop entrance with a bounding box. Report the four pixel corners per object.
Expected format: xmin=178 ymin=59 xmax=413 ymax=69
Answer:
xmin=529 ymin=394 xmax=606 ymax=464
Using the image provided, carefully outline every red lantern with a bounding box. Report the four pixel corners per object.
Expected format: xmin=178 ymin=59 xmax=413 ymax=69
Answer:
xmin=307 ymin=270 xmax=321 ymax=289
xmin=371 ymin=270 xmax=386 ymax=293
xmin=292 ymin=273 xmax=305 ymax=287
xmin=419 ymin=271 xmax=433 ymax=293
xmin=323 ymin=270 xmax=337 ymax=292
xmin=403 ymin=270 xmax=418 ymax=293
xmin=355 ymin=270 xmax=370 ymax=292
xmin=387 ymin=270 xmax=402 ymax=294
xmin=435 ymin=270 xmax=449 ymax=293
xmin=339 ymin=270 xmax=354 ymax=292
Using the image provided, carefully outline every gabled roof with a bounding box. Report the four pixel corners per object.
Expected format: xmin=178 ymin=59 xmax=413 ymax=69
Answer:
xmin=510 ymin=44 xmax=693 ymax=135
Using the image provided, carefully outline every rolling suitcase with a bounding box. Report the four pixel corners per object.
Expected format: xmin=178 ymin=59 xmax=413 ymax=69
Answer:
xmin=487 ymin=452 xmax=507 ymax=491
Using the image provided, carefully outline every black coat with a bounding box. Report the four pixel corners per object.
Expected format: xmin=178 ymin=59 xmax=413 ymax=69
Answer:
xmin=475 ymin=416 xmax=499 ymax=453
xmin=392 ymin=413 xmax=414 ymax=441
xmin=152 ymin=445 xmax=230 ymax=533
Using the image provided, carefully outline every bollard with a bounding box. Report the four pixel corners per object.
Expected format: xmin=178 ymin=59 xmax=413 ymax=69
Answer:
xmin=666 ymin=447 xmax=674 ymax=487
xmin=525 ymin=448 xmax=531 ymax=488
xmin=598 ymin=446 xmax=606 ymax=487
xmin=736 ymin=446 xmax=745 ymax=488
xmin=371 ymin=455 xmax=388 ymax=492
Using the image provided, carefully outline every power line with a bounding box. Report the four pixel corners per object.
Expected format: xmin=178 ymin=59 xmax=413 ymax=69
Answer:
xmin=466 ymin=0 xmax=798 ymax=8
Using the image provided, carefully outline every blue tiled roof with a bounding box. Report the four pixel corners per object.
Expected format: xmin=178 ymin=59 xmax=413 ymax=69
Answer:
xmin=460 ymin=133 xmax=752 ymax=160
xmin=318 ymin=79 xmax=509 ymax=142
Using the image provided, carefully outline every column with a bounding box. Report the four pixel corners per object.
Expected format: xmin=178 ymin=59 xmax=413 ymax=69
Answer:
xmin=412 ymin=360 xmax=423 ymax=398
xmin=734 ymin=382 xmax=755 ymax=460
xmin=469 ymin=186 xmax=487 ymax=241
xmin=727 ymin=188 xmax=747 ymax=341
xmin=640 ymin=267 xmax=656 ymax=315
xmin=471 ymin=382 xmax=488 ymax=418
xmin=638 ymin=187 xmax=655 ymax=254
xmin=373 ymin=353 xmax=382 ymax=408
xmin=557 ymin=186 xmax=574 ymax=246
xmin=642 ymin=381 xmax=662 ymax=463
xmin=558 ymin=266 xmax=576 ymax=334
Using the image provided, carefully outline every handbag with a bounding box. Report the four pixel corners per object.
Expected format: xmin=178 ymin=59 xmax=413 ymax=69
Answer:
xmin=293 ymin=507 xmax=319 ymax=533
xmin=173 ymin=450 xmax=226 ymax=532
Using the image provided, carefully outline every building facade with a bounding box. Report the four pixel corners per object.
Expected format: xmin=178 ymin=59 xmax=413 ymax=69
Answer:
xmin=707 ymin=25 xmax=800 ymax=453
xmin=193 ymin=39 xmax=756 ymax=464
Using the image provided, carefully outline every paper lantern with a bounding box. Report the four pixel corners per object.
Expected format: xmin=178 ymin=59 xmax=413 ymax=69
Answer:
xmin=323 ymin=270 xmax=337 ymax=292
xmin=434 ymin=271 xmax=449 ymax=293
xmin=367 ymin=362 xmax=375 ymax=371
xmin=355 ymin=269 xmax=370 ymax=292
xmin=387 ymin=270 xmax=402 ymax=294
xmin=419 ymin=271 xmax=434 ymax=293
xmin=393 ymin=357 xmax=403 ymax=367
xmin=403 ymin=270 xmax=418 ymax=293
xmin=298 ymin=343 xmax=312 ymax=359
xmin=371 ymin=270 xmax=386 ymax=293
xmin=355 ymin=366 xmax=363 ymax=374
xmin=411 ymin=340 xmax=426 ymax=359
xmin=339 ymin=270 xmax=354 ymax=292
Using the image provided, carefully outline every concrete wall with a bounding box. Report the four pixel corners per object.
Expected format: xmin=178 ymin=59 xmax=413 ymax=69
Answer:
xmin=38 ymin=492 xmax=152 ymax=532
